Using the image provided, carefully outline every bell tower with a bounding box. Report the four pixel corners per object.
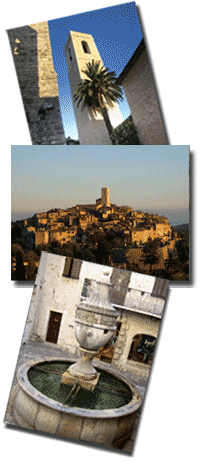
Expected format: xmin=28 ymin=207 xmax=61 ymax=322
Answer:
xmin=65 ymin=31 xmax=123 ymax=145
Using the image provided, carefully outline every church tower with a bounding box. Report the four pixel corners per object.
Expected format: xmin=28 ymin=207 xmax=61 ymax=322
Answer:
xmin=65 ymin=31 xmax=123 ymax=145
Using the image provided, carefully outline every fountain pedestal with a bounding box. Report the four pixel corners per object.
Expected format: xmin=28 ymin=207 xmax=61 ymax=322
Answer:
xmin=61 ymin=347 xmax=100 ymax=391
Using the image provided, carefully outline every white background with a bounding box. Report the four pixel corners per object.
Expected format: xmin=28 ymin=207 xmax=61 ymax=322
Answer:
xmin=1 ymin=1 xmax=199 ymax=461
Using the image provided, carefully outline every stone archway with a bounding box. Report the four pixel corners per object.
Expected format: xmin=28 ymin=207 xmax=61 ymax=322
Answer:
xmin=128 ymin=333 xmax=156 ymax=365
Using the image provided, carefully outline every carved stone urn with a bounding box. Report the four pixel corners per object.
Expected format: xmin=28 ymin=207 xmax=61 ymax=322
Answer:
xmin=61 ymin=281 xmax=119 ymax=390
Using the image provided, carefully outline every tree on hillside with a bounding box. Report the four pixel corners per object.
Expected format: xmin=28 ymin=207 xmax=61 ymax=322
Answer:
xmin=96 ymin=238 xmax=113 ymax=266
xmin=76 ymin=248 xmax=96 ymax=263
xmin=25 ymin=250 xmax=39 ymax=281
xmin=164 ymin=235 xmax=189 ymax=280
xmin=35 ymin=244 xmax=52 ymax=256
xmin=141 ymin=238 xmax=161 ymax=273
xmin=165 ymin=252 xmax=185 ymax=280
xmin=74 ymin=60 xmax=123 ymax=143
xmin=88 ymin=230 xmax=105 ymax=247
xmin=176 ymin=235 xmax=189 ymax=265
xmin=11 ymin=243 xmax=25 ymax=257
xmin=11 ymin=225 xmax=22 ymax=242
xmin=14 ymin=250 xmax=26 ymax=280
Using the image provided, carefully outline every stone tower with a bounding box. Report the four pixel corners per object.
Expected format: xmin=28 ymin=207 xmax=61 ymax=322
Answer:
xmin=7 ymin=22 xmax=66 ymax=145
xmin=101 ymin=187 xmax=110 ymax=207
xmin=65 ymin=31 xmax=123 ymax=145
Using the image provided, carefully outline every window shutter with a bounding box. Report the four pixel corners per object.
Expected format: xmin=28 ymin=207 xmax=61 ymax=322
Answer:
xmin=151 ymin=277 xmax=169 ymax=299
xmin=70 ymin=259 xmax=82 ymax=279
xmin=110 ymin=268 xmax=131 ymax=306
xmin=62 ymin=257 xmax=72 ymax=278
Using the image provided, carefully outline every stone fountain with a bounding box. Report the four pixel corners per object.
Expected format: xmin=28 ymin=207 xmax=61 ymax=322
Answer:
xmin=61 ymin=281 xmax=120 ymax=390
xmin=12 ymin=280 xmax=142 ymax=449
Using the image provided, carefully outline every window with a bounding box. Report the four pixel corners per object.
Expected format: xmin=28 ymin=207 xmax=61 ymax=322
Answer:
xmin=81 ymin=278 xmax=92 ymax=299
xmin=14 ymin=38 xmax=21 ymax=55
xmin=151 ymin=277 xmax=169 ymax=299
xmin=62 ymin=257 xmax=82 ymax=279
xmin=81 ymin=41 xmax=91 ymax=54
xmin=68 ymin=47 xmax=72 ymax=61
xmin=109 ymin=268 xmax=131 ymax=306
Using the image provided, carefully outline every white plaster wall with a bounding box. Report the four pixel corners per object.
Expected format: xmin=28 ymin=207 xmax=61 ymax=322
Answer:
xmin=128 ymin=271 xmax=155 ymax=293
xmin=33 ymin=256 xmax=115 ymax=350
xmin=34 ymin=253 xmax=83 ymax=351
xmin=22 ymin=252 xmax=48 ymax=342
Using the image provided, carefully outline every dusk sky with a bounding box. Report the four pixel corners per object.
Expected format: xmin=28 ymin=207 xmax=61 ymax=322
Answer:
xmin=12 ymin=145 xmax=190 ymax=225
xmin=48 ymin=2 xmax=143 ymax=139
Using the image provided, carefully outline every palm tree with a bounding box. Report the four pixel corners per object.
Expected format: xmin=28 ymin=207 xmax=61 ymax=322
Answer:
xmin=73 ymin=60 xmax=123 ymax=142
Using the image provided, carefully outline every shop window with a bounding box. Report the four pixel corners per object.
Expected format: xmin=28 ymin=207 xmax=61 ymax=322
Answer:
xmin=128 ymin=334 xmax=157 ymax=365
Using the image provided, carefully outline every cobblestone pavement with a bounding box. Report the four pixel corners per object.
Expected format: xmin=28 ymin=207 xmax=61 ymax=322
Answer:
xmin=4 ymin=339 xmax=148 ymax=453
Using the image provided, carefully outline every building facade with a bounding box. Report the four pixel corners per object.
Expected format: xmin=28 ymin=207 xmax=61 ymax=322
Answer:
xmin=24 ymin=253 xmax=169 ymax=379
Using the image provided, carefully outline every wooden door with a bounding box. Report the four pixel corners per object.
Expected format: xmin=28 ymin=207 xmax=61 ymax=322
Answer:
xmin=46 ymin=311 xmax=62 ymax=344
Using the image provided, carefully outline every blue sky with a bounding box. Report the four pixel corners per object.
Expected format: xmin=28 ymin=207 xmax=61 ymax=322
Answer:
xmin=48 ymin=2 xmax=143 ymax=139
xmin=12 ymin=145 xmax=190 ymax=225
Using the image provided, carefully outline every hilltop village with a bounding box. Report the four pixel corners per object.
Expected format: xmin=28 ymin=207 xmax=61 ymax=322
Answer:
xmin=11 ymin=188 xmax=188 ymax=281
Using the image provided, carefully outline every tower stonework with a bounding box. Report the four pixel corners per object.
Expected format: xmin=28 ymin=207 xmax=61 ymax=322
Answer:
xmin=7 ymin=22 xmax=66 ymax=145
xmin=65 ymin=31 xmax=123 ymax=145
xmin=101 ymin=188 xmax=110 ymax=207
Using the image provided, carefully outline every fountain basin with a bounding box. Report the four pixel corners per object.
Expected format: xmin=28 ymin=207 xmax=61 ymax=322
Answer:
xmin=13 ymin=357 xmax=142 ymax=448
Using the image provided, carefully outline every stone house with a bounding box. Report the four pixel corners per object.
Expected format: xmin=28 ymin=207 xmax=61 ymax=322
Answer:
xmin=154 ymin=223 xmax=171 ymax=238
xmin=34 ymin=213 xmax=48 ymax=227
xmin=49 ymin=228 xmax=77 ymax=244
xmin=129 ymin=222 xmax=172 ymax=246
xmin=35 ymin=229 xmax=49 ymax=247
xmin=24 ymin=253 xmax=169 ymax=379
xmin=117 ymin=39 xmax=168 ymax=145
xmin=129 ymin=227 xmax=154 ymax=245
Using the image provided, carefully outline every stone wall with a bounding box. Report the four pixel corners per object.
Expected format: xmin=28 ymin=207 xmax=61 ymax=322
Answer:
xmin=118 ymin=46 xmax=168 ymax=145
xmin=7 ymin=22 xmax=66 ymax=145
